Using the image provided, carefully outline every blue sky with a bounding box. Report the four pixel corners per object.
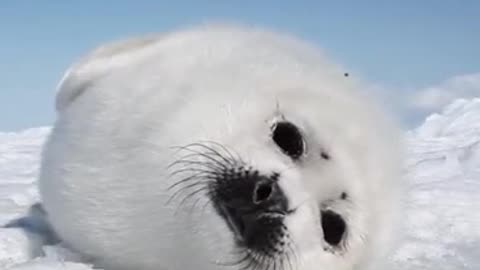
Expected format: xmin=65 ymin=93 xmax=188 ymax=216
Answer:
xmin=1 ymin=1 xmax=479 ymax=131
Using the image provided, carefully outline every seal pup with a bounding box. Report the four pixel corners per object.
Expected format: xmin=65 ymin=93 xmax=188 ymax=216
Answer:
xmin=38 ymin=24 xmax=403 ymax=270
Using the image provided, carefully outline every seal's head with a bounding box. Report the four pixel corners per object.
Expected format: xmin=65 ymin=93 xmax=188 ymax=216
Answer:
xmin=166 ymin=75 xmax=403 ymax=270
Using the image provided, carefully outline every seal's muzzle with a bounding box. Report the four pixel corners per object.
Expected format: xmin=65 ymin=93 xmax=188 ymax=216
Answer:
xmin=211 ymin=168 xmax=292 ymax=253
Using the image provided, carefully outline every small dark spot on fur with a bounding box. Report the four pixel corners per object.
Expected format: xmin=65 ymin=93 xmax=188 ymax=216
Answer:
xmin=321 ymin=151 xmax=330 ymax=160
xmin=341 ymin=192 xmax=348 ymax=200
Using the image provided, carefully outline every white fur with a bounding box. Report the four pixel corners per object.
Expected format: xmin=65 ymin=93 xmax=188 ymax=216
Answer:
xmin=38 ymin=24 xmax=403 ymax=270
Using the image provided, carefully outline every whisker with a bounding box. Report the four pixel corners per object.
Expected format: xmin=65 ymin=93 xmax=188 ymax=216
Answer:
xmin=187 ymin=142 xmax=236 ymax=167
xmin=167 ymin=180 xmax=210 ymax=205
xmin=174 ymin=143 xmax=230 ymax=170
xmin=272 ymin=254 xmax=278 ymax=270
xmin=167 ymin=167 xmax=217 ymax=179
xmin=240 ymin=251 xmax=257 ymax=270
xmin=167 ymin=157 xmax=224 ymax=172
xmin=257 ymin=252 xmax=269 ymax=270
xmin=198 ymin=140 xmax=244 ymax=165
xmin=177 ymin=186 xmax=209 ymax=209
xmin=284 ymin=246 xmax=293 ymax=270
xmin=287 ymin=241 xmax=299 ymax=270
xmin=167 ymin=172 xmax=214 ymax=191
xmin=189 ymin=194 xmax=211 ymax=215
xmin=198 ymin=197 xmax=214 ymax=218
xmin=216 ymin=249 xmax=250 ymax=267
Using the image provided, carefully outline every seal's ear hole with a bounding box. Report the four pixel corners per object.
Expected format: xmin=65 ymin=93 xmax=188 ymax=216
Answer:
xmin=271 ymin=122 xmax=305 ymax=160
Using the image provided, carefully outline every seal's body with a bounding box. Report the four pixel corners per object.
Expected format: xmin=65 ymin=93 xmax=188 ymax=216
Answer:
xmin=38 ymin=25 xmax=402 ymax=270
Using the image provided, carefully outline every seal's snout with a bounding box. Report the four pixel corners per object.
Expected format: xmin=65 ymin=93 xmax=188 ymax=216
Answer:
xmin=211 ymin=168 xmax=291 ymax=251
xmin=215 ymin=170 xmax=289 ymax=217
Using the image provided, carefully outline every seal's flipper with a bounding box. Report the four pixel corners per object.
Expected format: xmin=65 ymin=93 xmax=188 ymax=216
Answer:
xmin=4 ymin=202 xmax=61 ymax=246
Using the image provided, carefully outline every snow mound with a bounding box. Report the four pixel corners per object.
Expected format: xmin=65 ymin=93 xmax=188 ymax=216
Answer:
xmin=0 ymin=99 xmax=479 ymax=269
xmin=406 ymin=98 xmax=480 ymax=169
xmin=396 ymin=98 xmax=480 ymax=270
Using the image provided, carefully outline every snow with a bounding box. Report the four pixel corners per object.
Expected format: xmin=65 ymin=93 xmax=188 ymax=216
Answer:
xmin=393 ymin=98 xmax=480 ymax=270
xmin=1 ymin=100 xmax=479 ymax=269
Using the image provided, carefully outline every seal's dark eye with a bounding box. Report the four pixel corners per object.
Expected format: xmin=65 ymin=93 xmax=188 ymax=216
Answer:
xmin=321 ymin=210 xmax=346 ymax=247
xmin=272 ymin=121 xmax=305 ymax=159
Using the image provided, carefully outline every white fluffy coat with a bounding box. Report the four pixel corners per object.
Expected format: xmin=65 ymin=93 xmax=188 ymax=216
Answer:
xmin=38 ymin=25 xmax=403 ymax=270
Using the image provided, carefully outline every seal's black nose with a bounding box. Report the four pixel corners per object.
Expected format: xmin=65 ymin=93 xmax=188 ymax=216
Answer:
xmin=211 ymin=169 xmax=291 ymax=248
xmin=217 ymin=171 xmax=288 ymax=215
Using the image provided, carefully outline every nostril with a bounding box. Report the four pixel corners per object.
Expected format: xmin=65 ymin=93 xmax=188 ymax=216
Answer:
xmin=253 ymin=181 xmax=273 ymax=204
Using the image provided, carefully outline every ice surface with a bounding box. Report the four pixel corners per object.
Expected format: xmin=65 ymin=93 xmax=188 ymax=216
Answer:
xmin=0 ymin=100 xmax=479 ymax=269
